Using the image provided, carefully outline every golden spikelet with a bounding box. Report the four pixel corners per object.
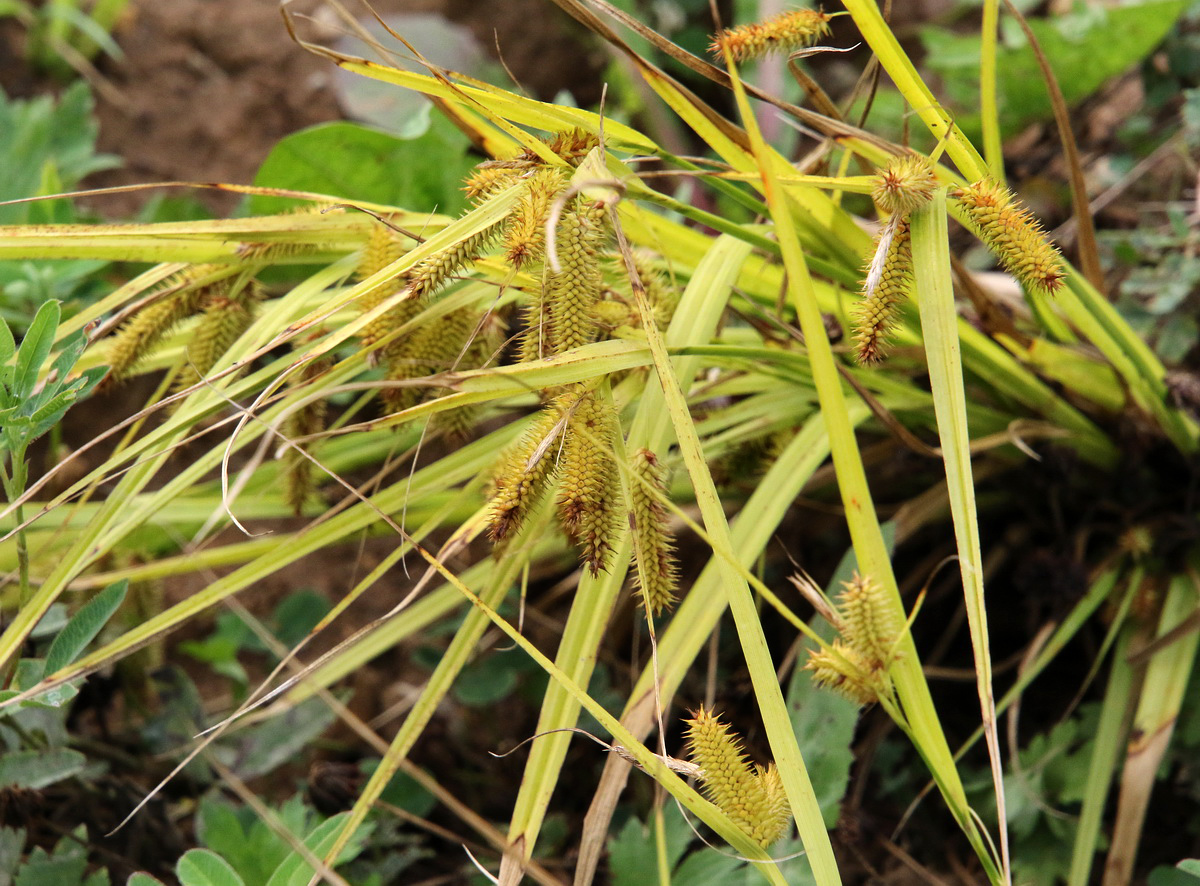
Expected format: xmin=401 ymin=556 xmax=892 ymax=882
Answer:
xmin=630 ymin=250 xmax=679 ymax=327
xmin=629 ymin=448 xmax=679 ymax=616
xmin=545 ymin=129 xmax=601 ymax=166
xmin=953 ymin=178 xmax=1064 ymax=294
xmin=684 ymin=708 xmax=792 ymax=848
xmin=404 ymin=223 xmax=501 ymax=302
xmin=853 ymin=218 xmax=913 ymax=366
xmin=357 ymin=221 xmax=415 ymax=352
xmin=430 ymin=312 xmax=508 ymax=442
xmin=835 ymin=571 xmax=899 ymax=670
xmin=103 ymin=267 xmax=229 ymax=384
xmin=381 ymin=307 xmax=477 ymax=414
xmin=872 ymin=153 xmax=939 ymax=217
xmin=172 ymin=284 xmax=260 ymax=394
xmin=543 ymin=201 xmax=608 ymax=354
xmin=589 ymin=298 xmax=634 ymax=332
xmin=805 ymin=641 xmax=883 ymax=706
xmin=709 ymin=9 xmax=832 ymax=63
xmin=805 ymin=572 xmax=900 ymax=706
xmin=503 ymin=166 xmax=568 ymax=270
xmin=556 ymin=388 xmax=624 ymax=576
xmin=464 ymin=164 xmax=525 ymax=202
xmin=489 ymin=403 xmax=567 ymax=541
xmin=281 ymin=344 xmax=333 ymax=515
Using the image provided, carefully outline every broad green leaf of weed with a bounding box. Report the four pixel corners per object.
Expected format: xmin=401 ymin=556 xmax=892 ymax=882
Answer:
xmin=126 ymin=874 xmax=168 ymax=885
xmin=1148 ymin=861 xmax=1200 ymax=886
xmin=924 ymin=0 xmax=1187 ymax=140
xmin=785 ymin=632 xmax=858 ymax=828
xmin=43 ymin=579 xmax=127 ymax=675
xmin=249 ymin=117 xmax=475 ymax=216
xmin=0 ymin=748 xmax=86 ymax=790
xmin=264 ymin=813 xmax=371 ymax=886
xmin=175 ymin=849 xmax=245 ymax=886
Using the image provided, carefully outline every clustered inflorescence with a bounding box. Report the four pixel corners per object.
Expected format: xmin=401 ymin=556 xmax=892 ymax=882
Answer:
xmin=684 ymin=707 xmax=792 ymax=848
xmin=853 ymin=152 xmax=1065 ymax=365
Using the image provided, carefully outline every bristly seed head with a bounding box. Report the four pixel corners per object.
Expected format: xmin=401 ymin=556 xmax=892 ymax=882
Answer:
xmin=952 ymin=178 xmax=1065 ymax=295
xmin=873 ymin=153 xmax=939 ymax=217
xmin=629 ymin=448 xmax=679 ymax=616
xmin=709 ymin=9 xmax=832 ymax=63
xmin=684 ymin=707 xmax=791 ymax=848
xmin=853 ymin=218 xmax=913 ymax=366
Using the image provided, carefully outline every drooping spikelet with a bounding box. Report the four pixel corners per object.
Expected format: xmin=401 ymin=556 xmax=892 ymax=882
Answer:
xmin=629 ymin=448 xmax=679 ymax=616
xmin=404 ymin=223 xmax=501 ymax=302
xmin=684 ymin=708 xmax=792 ymax=848
xmin=503 ymin=166 xmax=568 ymax=270
xmin=835 ymin=571 xmax=899 ymax=671
xmin=805 ymin=640 xmax=884 ymax=706
xmin=489 ymin=402 xmax=567 ymax=541
xmin=709 ymin=9 xmax=832 ymax=63
xmin=543 ymin=201 xmax=609 ymax=354
xmin=430 ymin=311 xmax=508 ymax=442
xmin=172 ymin=284 xmax=260 ymax=395
xmin=544 ymin=129 xmax=601 ymax=166
xmin=464 ymin=164 xmax=526 ymax=202
xmin=357 ymin=220 xmax=417 ymax=352
xmin=953 ymin=178 xmax=1064 ymax=294
xmin=103 ymin=266 xmax=230 ymax=384
xmin=556 ymin=387 xmax=624 ymax=576
xmin=381 ymin=307 xmax=477 ymax=414
xmin=281 ymin=342 xmax=333 ymax=515
xmin=805 ymin=572 xmax=900 ymax=706
xmin=853 ymin=218 xmax=913 ymax=366
xmin=872 ymin=153 xmax=939 ymax=217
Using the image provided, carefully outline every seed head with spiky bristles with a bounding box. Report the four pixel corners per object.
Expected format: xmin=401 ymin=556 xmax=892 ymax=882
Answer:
xmin=853 ymin=218 xmax=913 ymax=366
xmin=953 ymin=178 xmax=1064 ymax=294
xmin=381 ymin=307 xmax=478 ymax=414
xmin=873 ymin=154 xmax=939 ymax=217
xmin=684 ymin=707 xmax=792 ymax=848
xmin=543 ymin=201 xmax=608 ymax=354
xmin=836 ymin=571 xmax=900 ymax=671
xmin=430 ymin=312 xmax=508 ymax=442
xmin=709 ymin=9 xmax=832 ymax=63
xmin=805 ymin=640 xmax=887 ymax=706
xmin=489 ymin=403 xmax=567 ymax=542
xmin=629 ymin=448 xmax=679 ymax=616
xmin=503 ymin=166 xmax=568 ymax=270
xmin=556 ymin=388 xmax=624 ymax=576
xmin=464 ymin=165 xmax=525 ymax=202
xmin=357 ymin=221 xmax=415 ymax=352
xmin=281 ymin=341 xmax=333 ymax=515
xmin=404 ymin=223 xmax=501 ymax=302
xmin=172 ymin=285 xmax=260 ymax=395
xmin=103 ymin=268 xmax=229 ymax=385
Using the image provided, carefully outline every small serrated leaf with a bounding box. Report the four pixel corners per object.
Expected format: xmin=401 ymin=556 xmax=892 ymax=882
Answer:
xmin=12 ymin=299 xmax=60 ymax=399
xmin=0 ymin=748 xmax=87 ymax=790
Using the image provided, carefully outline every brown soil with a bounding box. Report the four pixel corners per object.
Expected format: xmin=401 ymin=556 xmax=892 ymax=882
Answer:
xmin=1 ymin=0 xmax=605 ymax=215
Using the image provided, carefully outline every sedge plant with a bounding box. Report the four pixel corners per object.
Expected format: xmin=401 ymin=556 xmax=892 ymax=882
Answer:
xmin=0 ymin=1 xmax=1196 ymax=884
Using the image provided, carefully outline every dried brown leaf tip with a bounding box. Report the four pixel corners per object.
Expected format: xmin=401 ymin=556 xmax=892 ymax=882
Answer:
xmin=873 ymin=154 xmax=938 ymax=217
xmin=805 ymin=571 xmax=900 ymax=706
xmin=709 ymin=8 xmax=832 ymax=63
xmin=629 ymin=448 xmax=679 ymax=616
xmin=853 ymin=218 xmax=913 ymax=366
xmin=684 ymin=707 xmax=791 ymax=848
xmin=953 ymin=178 xmax=1065 ymax=295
